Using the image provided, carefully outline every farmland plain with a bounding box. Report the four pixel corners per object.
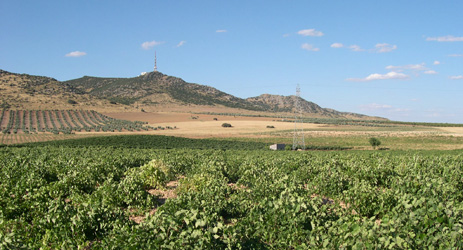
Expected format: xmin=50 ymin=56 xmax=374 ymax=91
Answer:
xmin=1 ymin=111 xmax=463 ymax=249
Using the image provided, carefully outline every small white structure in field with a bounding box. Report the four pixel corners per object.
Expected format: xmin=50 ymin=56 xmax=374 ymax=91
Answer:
xmin=270 ymin=144 xmax=286 ymax=150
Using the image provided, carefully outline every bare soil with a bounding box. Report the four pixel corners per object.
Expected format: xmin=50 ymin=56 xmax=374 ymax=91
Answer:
xmin=129 ymin=179 xmax=182 ymax=224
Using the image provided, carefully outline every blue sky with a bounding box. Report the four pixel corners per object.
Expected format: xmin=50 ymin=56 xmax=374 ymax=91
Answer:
xmin=1 ymin=0 xmax=462 ymax=123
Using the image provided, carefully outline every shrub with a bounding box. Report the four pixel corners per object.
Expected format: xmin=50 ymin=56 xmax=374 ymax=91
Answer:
xmin=67 ymin=99 xmax=77 ymax=105
xmin=369 ymin=137 xmax=381 ymax=149
xmin=221 ymin=123 xmax=232 ymax=128
xmin=266 ymin=125 xmax=275 ymax=128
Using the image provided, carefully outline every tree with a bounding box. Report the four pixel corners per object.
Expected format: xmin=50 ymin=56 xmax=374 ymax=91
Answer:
xmin=67 ymin=99 xmax=78 ymax=105
xmin=369 ymin=137 xmax=381 ymax=149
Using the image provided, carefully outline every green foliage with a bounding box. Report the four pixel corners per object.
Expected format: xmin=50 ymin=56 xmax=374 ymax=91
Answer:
xmin=0 ymin=101 xmax=10 ymax=109
xmin=127 ymin=159 xmax=174 ymax=189
xmin=369 ymin=137 xmax=382 ymax=149
xmin=1 ymin=143 xmax=463 ymax=248
xmin=221 ymin=123 xmax=232 ymax=128
xmin=21 ymin=134 xmax=269 ymax=150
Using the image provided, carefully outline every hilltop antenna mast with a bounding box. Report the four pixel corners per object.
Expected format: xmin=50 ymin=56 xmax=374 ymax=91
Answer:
xmin=292 ymin=84 xmax=305 ymax=150
xmin=154 ymin=51 xmax=158 ymax=72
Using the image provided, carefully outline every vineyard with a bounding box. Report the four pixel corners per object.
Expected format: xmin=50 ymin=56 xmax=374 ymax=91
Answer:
xmin=0 ymin=110 xmax=155 ymax=135
xmin=1 ymin=136 xmax=462 ymax=248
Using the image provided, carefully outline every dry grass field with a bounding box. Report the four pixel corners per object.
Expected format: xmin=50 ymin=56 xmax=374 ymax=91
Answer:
xmin=2 ymin=111 xmax=463 ymax=150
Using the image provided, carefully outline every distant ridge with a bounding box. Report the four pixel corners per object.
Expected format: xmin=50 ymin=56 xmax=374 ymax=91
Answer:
xmin=246 ymin=94 xmax=379 ymax=119
xmin=0 ymin=69 xmax=385 ymax=120
xmin=64 ymin=71 xmax=262 ymax=110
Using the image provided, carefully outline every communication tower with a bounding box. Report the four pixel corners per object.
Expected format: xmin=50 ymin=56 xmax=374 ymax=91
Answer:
xmin=292 ymin=84 xmax=305 ymax=150
xmin=154 ymin=51 xmax=158 ymax=72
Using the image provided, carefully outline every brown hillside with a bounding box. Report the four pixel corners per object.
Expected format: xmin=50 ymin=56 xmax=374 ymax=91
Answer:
xmin=0 ymin=70 xmax=130 ymax=111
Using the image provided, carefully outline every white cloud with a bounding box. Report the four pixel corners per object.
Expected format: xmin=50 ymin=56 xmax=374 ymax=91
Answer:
xmin=449 ymin=54 xmax=463 ymax=57
xmin=433 ymin=60 xmax=440 ymax=65
xmin=297 ymin=29 xmax=324 ymax=37
xmin=216 ymin=29 xmax=227 ymax=33
xmin=374 ymin=43 xmax=397 ymax=53
xmin=359 ymin=103 xmax=410 ymax=113
xmin=301 ymin=43 xmax=320 ymax=52
xmin=386 ymin=63 xmax=440 ymax=76
xmin=426 ymin=35 xmax=463 ymax=42
xmin=349 ymin=45 xmax=364 ymax=52
xmin=176 ymin=41 xmax=186 ymax=47
xmin=331 ymin=43 xmax=344 ymax=48
xmin=283 ymin=33 xmax=290 ymax=37
xmin=331 ymin=43 xmax=396 ymax=53
xmin=386 ymin=63 xmax=427 ymax=72
xmin=361 ymin=103 xmax=393 ymax=110
xmin=347 ymin=71 xmax=409 ymax=82
xmin=449 ymin=75 xmax=463 ymax=80
xmin=141 ymin=40 xmax=163 ymax=50
xmin=65 ymin=51 xmax=86 ymax=57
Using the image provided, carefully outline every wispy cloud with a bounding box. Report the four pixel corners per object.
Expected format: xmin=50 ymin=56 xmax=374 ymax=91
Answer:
xmin=216 ymin=29 xmax=227 ymax=33
xmin=449 ymin=54 xmax=463 ymax=57
xmin=426 ymin=35 xmax=463 ymax=42
xmin=361 ymin=103 xmax=393 ymax=110
xmin=450 ymin=75 xmax=463 ymax=80
xmin=331 ymin=43 xmax=344 ymax=48
xmin=349 ymin=45 xmax=364 ymax=52
xmin=141 ymin=40 xmax=163 ymax=50
xmin=347 ymin=71 xmax=409 ymax=82
xmin=301 ymin=43 xmax=320 ymax=52
xmin=386 ymin=63 xmax=427 ymax=72
xmin=374 ymin=43 xmax=397 ymax=53
xmin=423 ymin=109 xmax=457 ymax=119
xmin=282 ymin=33 xmax=290 ymax=37
xmin=176 ymin=41 xmax=186 ymax=47
xmin=386 ymin=63 xmax=438 ymax=76
xmin=65 ymin=51 xmax=87 ymax=57
xmin=331 ymin=43 xmax=396 ymax=53
xmin=359 ymin=103 xmax=410 ymax=114
xmin=297 ymin=29 xmax=324 ymax=37
xmin=378 ymin=63 xmax=442 ymax=77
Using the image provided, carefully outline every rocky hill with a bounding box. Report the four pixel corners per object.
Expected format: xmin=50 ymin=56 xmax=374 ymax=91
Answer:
xmin=0 ymin=70 xmax=124 ymax=110
xmin=246 ymin=94 xmax=376 ymax=119
xmin=64 ymin=72 xmax=263 ymax=110
xmin=0 ymin=69 xmax=383 ymax=119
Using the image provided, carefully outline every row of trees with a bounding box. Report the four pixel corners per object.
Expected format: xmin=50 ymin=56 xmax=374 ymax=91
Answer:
xmin=0 ymin=110 xmax=155 ymax=134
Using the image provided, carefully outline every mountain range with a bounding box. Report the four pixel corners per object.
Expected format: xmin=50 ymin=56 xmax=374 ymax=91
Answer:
xmin=0 ymin=69 xmax=383 ymax=120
